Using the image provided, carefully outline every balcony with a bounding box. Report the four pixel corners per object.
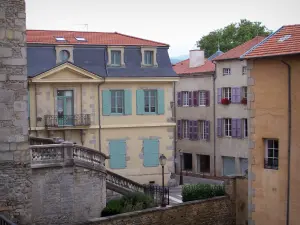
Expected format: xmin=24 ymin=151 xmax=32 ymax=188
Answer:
xmin=44 ymin=114 xmax=91 ymax=128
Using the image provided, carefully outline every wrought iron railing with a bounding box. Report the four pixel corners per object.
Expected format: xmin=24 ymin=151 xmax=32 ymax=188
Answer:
xmin=145 ymin=185 xmax=170 ymax=206
xmin=264 ymin=158 xmax=278 ymax=170
xmin=0 ymin=215 xmax=16 ymax=225
xmin=44 ymin=114 xmax=91 ymax=127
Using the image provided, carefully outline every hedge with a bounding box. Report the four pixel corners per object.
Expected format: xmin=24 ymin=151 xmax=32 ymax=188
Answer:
xmin=182 ymin=183 xmax=225 ymax=202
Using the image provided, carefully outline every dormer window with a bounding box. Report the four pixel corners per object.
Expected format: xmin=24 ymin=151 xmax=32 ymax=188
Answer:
xmin=107 ymin=47 xmax=125 ymax=67
xmin=141 ymin=47 xmax=158 ymax=67
xmin=75 ymin=37 xmax=86 ymax=42
xmin=144 ymin=50 xmax=154 ymax=65
xmin=111 ymin=50 xmax=121 ymax=66
xmin=55 ymin=37 xmax=66 ymax=42
xmin=55 ymin=46 xmax=74 ymax=64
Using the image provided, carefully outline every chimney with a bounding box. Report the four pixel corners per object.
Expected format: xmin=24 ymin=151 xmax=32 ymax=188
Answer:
xmin=189 ymin=49 xmax=205 ymax=68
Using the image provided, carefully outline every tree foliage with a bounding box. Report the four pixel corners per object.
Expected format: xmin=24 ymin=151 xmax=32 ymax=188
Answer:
xmin=197 ymin=19 xmax=272 ymax=58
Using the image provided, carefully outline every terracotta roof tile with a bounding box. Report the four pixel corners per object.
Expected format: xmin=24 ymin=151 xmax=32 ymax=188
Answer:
xmin=244 ymin=25 xmax=300 ymax=58
xmin=214 ymin=36 xmax=266 ymax=61
xmin=26 ymin=30 xmax=168 ymax=46
xmin=172 ymin=59 xmax=215 ymax=75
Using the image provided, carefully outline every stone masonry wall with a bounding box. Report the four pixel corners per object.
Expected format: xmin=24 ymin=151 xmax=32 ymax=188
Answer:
xmin=0 ymin=1 xmax=31 ymax=224
xmin=31 ymin=166 xmax=106 ymax=225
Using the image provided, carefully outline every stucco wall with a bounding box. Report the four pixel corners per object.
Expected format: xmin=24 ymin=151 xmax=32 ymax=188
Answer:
xmin=175 ymin=75 xmax=215 ymax=175
xmin=215 ymin=60 xmax=248 ymax=176
xmin=248 ymin=55 xmax=300 ymax=225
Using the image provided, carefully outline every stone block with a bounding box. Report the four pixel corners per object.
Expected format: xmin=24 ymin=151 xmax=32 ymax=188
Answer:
xmin=0 ymin=143 xmax=10 ymax=151
xmin=18 ymin=12 xmax=26 ymax=19
xmin=6 ymin=29 xmax=14 ymax=39
xmin=0 ymin=47 xmax=12 ymax=57
xmin=14 ymin=101 xmax=27 ymax=112
xmin=14 ymin=31 xmax=24 ymax=42
xmin=0 ymin=90 xmax=14 ymax=103
xmin=0 ymin=74 xmax=7 ymax=81
xmin=0 ymin=9 xmax=4 ymax=19
xmin=0 ymin=103 xmax=12 ymax=120
xmin=4 ymin=59 xmax=27 ymax=66
xmin=0 ymin=152 xmax=13 ymax=161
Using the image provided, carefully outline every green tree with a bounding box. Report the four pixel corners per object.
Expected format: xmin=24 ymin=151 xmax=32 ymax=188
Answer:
xmin=197 ymin=19 xmax=272 ymax=58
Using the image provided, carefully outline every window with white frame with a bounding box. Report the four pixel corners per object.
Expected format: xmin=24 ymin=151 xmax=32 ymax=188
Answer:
xmin=199 ymin=120 xmax=205 ymax=139
xmin=223 ymin=68 xmax=231 ymax=75
xmin=222 ymin=88 xmax=232 ymax=101
xmin=264 ymin=139 xmax=279 ymax=170
xmin=199 ymin=91 xmax=206 ymax=106
xmin=111 ymin=90 xmax=124 ymax=114
xmin=242 ymin=66 xmax=247 ymax=75
xmin=182 ymin=91 xmax=189 ymax=106
xmin=243 ymin=118 xmax=248 ymax=137
xmin=242 ymin=86 xmax=247 ymax=99
xmin=183 ymin=120 xmax=189 ymax=138
xmin=224 ymin=118 xmax=232 ymax=137
xmin=111 ymin=50 xmax=121 ymax=66
xmin=144 ymin=50 xmax=154 ymax=65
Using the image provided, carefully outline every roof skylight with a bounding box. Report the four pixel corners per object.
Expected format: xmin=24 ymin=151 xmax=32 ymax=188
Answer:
xmin=278 ymin=35 xmax=291 ymax=43
xmin=75 ymin=37 xmax=86 ymax=41
xmin=55 ymin=37 xmax=66 ymax=42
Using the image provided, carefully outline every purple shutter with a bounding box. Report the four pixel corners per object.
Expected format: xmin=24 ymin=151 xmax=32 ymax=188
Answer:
xmin=193 ymin=91 xmax=199 ymax=106
xmin=177 ymin=120 xmax=182 ymax=139
xmin=189 ymin=120 xmax=193 ymax=140
xmin=193 ymin=120 xmax=199 ymax=140
xmin=217 ymin=118 xmax=223 ymax=137
xmin=237 ymin=119 xmax=242 ymax=138
xmin=188 ymin=92 xmax=192 ymax=107
xmin=205 ymin=91 xmax=210 ymax=106
xmin=231 ymin=87 xmax=236 ymax=103
xmin=177 ymin=92 xmax=182 ymax=106
xmin=232 ymin=119 xmax=237 ymax=137
xmin=237 ymin=87 xmax=242 ymax=103
xmin=205 ymin=120 xmax=210 ymax=141
xmin=217 ymin=88 xmax=222 ymax=103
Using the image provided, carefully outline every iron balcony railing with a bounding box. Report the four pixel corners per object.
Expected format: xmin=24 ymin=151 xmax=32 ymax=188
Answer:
xmin=0 ymin=215 xmax=16 ymax=225
xmin=44 ymin=114 xmax=91 ymax=128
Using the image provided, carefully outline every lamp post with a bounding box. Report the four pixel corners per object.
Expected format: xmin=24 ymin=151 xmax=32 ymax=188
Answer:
xmin=179 ymin=150 xmax=183 ymax=185
xmin=159 ymin=154 xmax=167 ymax=207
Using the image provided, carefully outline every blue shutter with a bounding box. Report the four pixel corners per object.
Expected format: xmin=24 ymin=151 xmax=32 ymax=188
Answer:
xmin=232 ymin=119 xmax=237 ymax=137
xmin=124 ymin=89 xmax=132 ymax=115
xmin=136 ymin=89 xmax=145 ymax=115
xmin=189 ymin=120 xmax=194 ymax=140
xmin=217 ymin=118 xmax=223 ymax=137
xmin=102 ymin=90 xmax=111 ymax=116
xmin=109 ymin=140 xmax=126 ymax=169
xmin=205 ymin=120 xmax=210 ymax=141
xmin=157 ymin=89 xmax=165 ymax=115
xmin=231 ymin=87 xmax=236 ymax=103
xmin=217 ymin=88 xmax=222 ymax=103
xmin=143 ymin=139 xmax=159 ymax=167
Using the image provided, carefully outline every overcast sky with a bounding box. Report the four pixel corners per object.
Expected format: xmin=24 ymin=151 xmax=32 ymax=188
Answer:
xmin=26 ymin=0 xmax=299 ymax=57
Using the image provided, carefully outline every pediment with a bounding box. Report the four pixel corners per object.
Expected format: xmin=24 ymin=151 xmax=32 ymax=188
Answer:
xmin=31 ymin=63 xmax=104 ymax=82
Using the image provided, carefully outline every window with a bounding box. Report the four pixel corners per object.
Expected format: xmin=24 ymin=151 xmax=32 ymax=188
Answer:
xmin=199 ymin=120 xmax=205 ymax=140
xmin=264 ymin=139 xmax=279 ymax=170
xmin=182 ymin=91 xmax=189 ymax=106
xmin=199 ymin=91 xmax=206 ymax=106
xmin=56 ymin=90 xmax=74 ymax=126
xmin=243 ymin=118 xmax=248 ymax=137
xmin=55 ymin=37 xmax=66 ymax=42
xmin=224 ymin=118 xmax=232 ymax=137
xmin=75 ymin=37 xmax=86 ymax=41
xmin=223 ymin=68 xmax=231 ymax=75
xmin=278 ymin=35 xmax=291 ymax=43
xmin=222 ymin=87 xmax=232 ymax=101
xmin=144 ymin=50 xmax=154 ymax=65
xmin=242 ymin=66 xmax=247 ymax=75
xmin=111 ymin=90 xmax=124 ymax=114
xmin=111 ymin=50 xmax=121 ymax=66
xmin=182 ymin=120 xmax=189 ymax=139
xmin=242 ymin=86 xmax=247 ymax=99
xmin=59 ymin=50 xmax=70 ymax=62
xmin=144 ymin=90 xmax=157 ymax=113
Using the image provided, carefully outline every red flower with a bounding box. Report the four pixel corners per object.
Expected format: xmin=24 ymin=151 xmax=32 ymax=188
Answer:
xmin=221 ymin=98 xmax=230 ymax=105
xmin=241 ymin=98 xmax=247 ymax=105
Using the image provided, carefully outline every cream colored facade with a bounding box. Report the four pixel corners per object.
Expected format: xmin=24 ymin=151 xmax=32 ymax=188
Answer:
xmin=28 ymin=63 xmax=178 ymax=185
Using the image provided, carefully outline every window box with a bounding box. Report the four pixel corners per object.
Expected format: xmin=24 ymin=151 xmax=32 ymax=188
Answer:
xmin=221 ymin=98 xmax=231 ymax=105
xmin=241 ymin=98 xmax=247 ymax=105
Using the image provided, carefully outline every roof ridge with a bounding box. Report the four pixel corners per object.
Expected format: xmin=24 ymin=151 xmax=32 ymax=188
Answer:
xmin=114 ymin=32 xmax=169 ymax=46
xmin=26 ymin=29 xmax=115 ymax=34
xmin=173 ymin=58 xmax=189 ymax=66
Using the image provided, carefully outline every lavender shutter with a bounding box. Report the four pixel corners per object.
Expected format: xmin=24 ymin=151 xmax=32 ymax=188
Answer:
xmin=205 ymin=120 xmax=210 ymax=141
xmin=193 ymin=120 xmax=199 ymax=140
xmin=236 ymin=87 xmax=242 ymax=103
xmin=188 ymin=92 xmax=192 ymax=107
xmin=177 ymin=92 xmax=182 ymax=106
xmin=177 ymin=120 xmax=182 ymax=139
xmin=237 ymin=119 xmax=242 ymax=138
xmin=217 ymin=88 xmax=222 ymax=103
xmin=189 ymin=120 xmax=194 ymax=140
xmin=232 ymin=119 xmax=237 ymax=137
xmin=217 ymin=118 xmax=223 ymax=137
xmin=231 ymin=87 xmax=236 ymax=103
xmin=193 ymin=91 xmax=199 ymax=106
xmin=205 ymin=91 xmax=210 ymax=106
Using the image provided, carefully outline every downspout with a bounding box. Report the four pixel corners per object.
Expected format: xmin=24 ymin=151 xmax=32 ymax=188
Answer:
xmin=173 ymin=81 xmax=177 ymax=173
xmin=28 ymin=81 xmax=31 ymax=135
xmin=34 ymin=83 xmax=38 ymax=137
xmin=80 ymin=84 xmax=84 ymax=146
xmin=282 ymin=60 xmax=291 ymax=225
xmin=213 ymin=62 xmax=217 ymax=177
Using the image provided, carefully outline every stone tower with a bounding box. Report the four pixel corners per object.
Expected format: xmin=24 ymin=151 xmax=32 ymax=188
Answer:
xmin=0 ymin=0 xmax=31 ymax=224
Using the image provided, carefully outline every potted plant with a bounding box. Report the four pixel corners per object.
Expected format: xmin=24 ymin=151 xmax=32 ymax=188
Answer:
xmin=241 ymin=98 xmax=247 ymax=105
xmin=221 ymin=98 xmax=230 ymax=105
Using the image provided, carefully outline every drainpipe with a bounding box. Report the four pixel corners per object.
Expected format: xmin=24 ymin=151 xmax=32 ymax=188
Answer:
xmin=213 ymin=62 xmax=217 ymax=177
xmin=80 ymin=84 xmax=84 ymax=146
xmin=173 ymin=81 xmax=177 ymax=173
xmin=34 ymin=83 xmax=38 ymax=137
xmin=282 ymin=60 xmax=291 ymax=225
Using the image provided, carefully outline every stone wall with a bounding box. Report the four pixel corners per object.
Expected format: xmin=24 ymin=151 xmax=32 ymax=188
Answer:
xmin=31 ymin=166 xmax=106 ymax=225
xmin=0 ymin=1 xmax=31 ymax=224
xmin=84 ymin=196 xmax=235 ymax=225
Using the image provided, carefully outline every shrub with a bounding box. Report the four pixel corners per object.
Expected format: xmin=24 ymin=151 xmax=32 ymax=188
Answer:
xmin=101 ymin=192 xmax=155 ymax=217
xmin=182 ymin=183 xmax=225 ymax=202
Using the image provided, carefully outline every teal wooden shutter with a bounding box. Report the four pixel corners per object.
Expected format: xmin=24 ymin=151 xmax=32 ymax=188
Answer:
xmin=136 ymin=89 xmax=145 ymax=115
xmin=102 ymin=90 xmax=111 ymax=116
xmin=109 ymin=140 xmax=126 ymax=169
xmin=124 ymin=89 xmax=132 ymax=115
xmin=143 ymin=139 xmax=159 ymax=167
xmin=157 ymin=89 xmax=165 ymax=115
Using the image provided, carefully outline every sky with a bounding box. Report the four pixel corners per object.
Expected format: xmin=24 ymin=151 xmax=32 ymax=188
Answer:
xmin=26 ymin=0 xmax=300 ymax=57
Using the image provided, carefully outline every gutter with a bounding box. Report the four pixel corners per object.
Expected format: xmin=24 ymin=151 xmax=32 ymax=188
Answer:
xmin=173 ymin=81 xmax=177 ymax=173
xmin=281 ymin=60 xmax=292 ymax=225
xmin=212 ymin=62 xmax=217 ymax=176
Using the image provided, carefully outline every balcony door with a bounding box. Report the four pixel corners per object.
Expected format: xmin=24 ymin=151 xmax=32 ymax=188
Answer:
xmin=57 ymin=90 xmax=74 ymax=126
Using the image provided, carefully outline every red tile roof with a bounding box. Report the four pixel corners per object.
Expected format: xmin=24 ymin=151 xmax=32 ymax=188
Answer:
xmin=26 ymin=30 xmax=168 ymax=46
xmin=172 ymin=59 xmax=215 ymax=75
xmin=244 ymin=25 xmax=300 ymax=58
xmin=214 ymin=36 xmax=266 ymax=61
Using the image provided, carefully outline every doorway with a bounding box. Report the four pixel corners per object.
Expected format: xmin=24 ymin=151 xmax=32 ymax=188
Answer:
xmin=183 ymin=153 xmax=193 ymax=171
xmin=57 ymin=90 xmax=74 ymax=126
xmin=197 ymin=154 xmax=210 ymax=173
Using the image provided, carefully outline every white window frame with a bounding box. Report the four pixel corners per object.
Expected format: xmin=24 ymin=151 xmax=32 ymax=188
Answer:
xmin=242 ymin=86 xmax=247 ymax=99
xmin=224 ymin=118 xmax=232 ymax=137
xmin=243 ymin=118 xmax=248 ymax=138
xmin=111 ymin=50 xmax=122 ymax=66
xmin=223 ymin=68 xmax=231 ymax=75
xmin=222 ymin=87 xmax=232 ymax=101
xmin=182 ymin=91 xmax=189 ymax=107
xmin=199 ymin=91 xmax=206 ymax=106
xmin=183 ymin=120 xmax=189 ymax=139
xmin=199 ymin=120 xmax=205 ymax=140
xmin=242 ymin=66 xmax=247 ymax=75
xmin=141 ymin=47 xmax=158 ymax=67
xmin=264 ymin=139 xmax=279 ymax=169
xmin=107 ymin=47 xmax=125 ymax=67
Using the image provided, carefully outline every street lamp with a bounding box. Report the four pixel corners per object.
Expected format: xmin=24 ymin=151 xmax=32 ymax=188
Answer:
xmin=179 ymin=150 xmax=183 ymax=185
xmin=159 ymin=154 xmax=167 ymax=207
